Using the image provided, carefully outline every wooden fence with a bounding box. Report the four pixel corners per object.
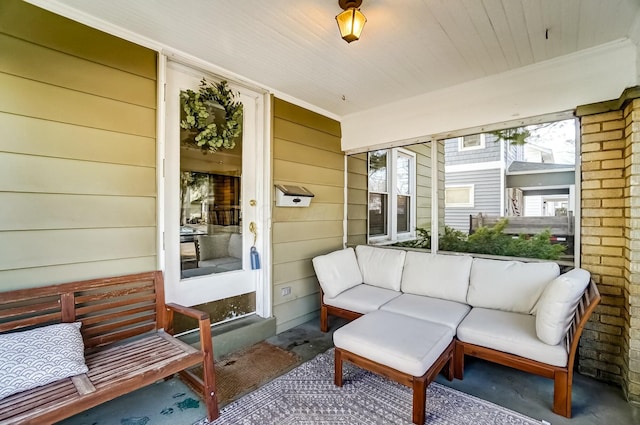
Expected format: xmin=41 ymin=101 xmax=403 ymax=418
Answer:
xmin=469 ymin=212 xmax=574 ymax=252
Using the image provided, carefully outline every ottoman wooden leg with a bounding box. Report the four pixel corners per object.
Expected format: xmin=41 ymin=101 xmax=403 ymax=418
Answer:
xmin=412 ymin=375 xmax=427 ymax=425
xmin=335 ymin=348 xmax=344 ymax=387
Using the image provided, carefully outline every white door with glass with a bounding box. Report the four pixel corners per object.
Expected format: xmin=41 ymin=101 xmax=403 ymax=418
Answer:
xmin=164 ymin=62 xmax=267 ymax=324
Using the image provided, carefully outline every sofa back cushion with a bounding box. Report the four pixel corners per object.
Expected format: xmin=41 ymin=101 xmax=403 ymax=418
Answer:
xmin=467 ymin=258 xmax=560 ymax=314
xmin=198 ymin=233 xmax=231 ymax=260
xmin=228 ymin=233 xmax=242 ymax=259
xmin=536 ymin=268 xmax=590 ymax=345
xmin=312 ymin=247 xmax=363 ymax=298
xmin=401 ymin=252 xmax=472 ymax=304
xmin=355 ymin=245 xmax=406 ymax=291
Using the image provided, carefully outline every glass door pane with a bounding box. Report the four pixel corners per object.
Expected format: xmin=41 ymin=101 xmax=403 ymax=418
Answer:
xmin=179 ymin=100 xmax=243 ymax=279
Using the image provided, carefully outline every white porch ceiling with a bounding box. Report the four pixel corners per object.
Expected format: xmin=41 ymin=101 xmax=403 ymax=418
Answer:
xmin=45 ymin=0 xmax=640 ymax=118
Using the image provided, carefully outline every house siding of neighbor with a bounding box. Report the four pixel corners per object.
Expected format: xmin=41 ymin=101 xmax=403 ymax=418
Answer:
xmin=444 ymin=133 xmax=505 ymax=232
xmin=0 ymin=0 xmax=158 ymax=290
xmin=271 ymin=98 xmax=343 ymax=333
xmin=444 ymin=168 xmax=502 ymax=232
xmin=445 ymin=133 xmax=501 ymax=165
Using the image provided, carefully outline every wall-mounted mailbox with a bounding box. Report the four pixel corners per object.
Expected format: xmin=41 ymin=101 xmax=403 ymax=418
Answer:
xmin=275 ymin=184 xmax=314 ymax=207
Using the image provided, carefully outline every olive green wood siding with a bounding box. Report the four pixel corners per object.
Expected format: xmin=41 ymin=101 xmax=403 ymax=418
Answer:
xmin=347 ymin=154 xmax=367 ymax=246
xmin=346 ymin=142 xmax=445 ymax=248
xmin=272 ymin=98 xmax=343 ymax=333
xmin=0 ymin=0 xmax=157 ymax=290
xmin=406 ymin=144 xmax=433 ymax=230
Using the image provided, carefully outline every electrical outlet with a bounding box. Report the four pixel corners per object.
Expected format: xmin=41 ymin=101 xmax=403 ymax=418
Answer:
xmin=281 ymin=286 xmax=292 ymax=296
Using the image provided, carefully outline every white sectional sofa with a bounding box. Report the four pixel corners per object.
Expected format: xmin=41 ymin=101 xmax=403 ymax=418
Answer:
xmin=182 ymin=233 xmax=243 ymax=278
xmin=312 ymin=245 xmax=601 ymax=418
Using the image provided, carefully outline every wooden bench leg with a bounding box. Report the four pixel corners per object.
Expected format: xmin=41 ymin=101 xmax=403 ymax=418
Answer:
xmin=553 ymin=370 xmax=571 ymax=418
xmin=412 ymin=376 xmax=427 ymax=425
xmin=199 ymin=320 xmax=220 ymax=421
xmin=335 ymin=348 xmax=344 ymax=387
xmin=453 ymin=340 xmax=464 ymax=380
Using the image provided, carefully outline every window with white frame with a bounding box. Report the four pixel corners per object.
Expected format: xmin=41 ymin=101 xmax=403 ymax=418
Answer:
xmin=445 ymin=185 xmax=474 ymax=207
xmin=368 ymin=148 xmax=416 ymax=242
xmin=457 ymin=133 xmax=486 ymax=151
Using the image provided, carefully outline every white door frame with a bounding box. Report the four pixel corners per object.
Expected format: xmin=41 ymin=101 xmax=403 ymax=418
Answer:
xmin=159 ymin=58 xmax=271 ymax=318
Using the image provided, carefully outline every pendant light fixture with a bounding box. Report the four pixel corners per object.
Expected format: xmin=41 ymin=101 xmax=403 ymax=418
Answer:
xmin=336 ymin=0 xmax=367 ymax=43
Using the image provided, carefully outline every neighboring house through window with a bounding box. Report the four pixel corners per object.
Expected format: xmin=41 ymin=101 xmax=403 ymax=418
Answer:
xmin=457 ymin=134 xmax=486 ymax=151
xmin=445 ymin=185 xmax=474 ymax=207
xmin=368 ymin=148 xmax=416 ymax=243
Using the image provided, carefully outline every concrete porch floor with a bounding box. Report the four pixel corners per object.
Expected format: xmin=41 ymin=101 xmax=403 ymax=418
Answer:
xmin=60 ymin=317 xmax=640 ymax=425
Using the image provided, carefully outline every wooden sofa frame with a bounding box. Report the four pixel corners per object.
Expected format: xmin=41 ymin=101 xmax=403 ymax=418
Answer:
xmin=454 ymin=279 xmax=600 ymax=418
xmin=320 ymin=280 xmax=601 ymax=418
xmin=319 ymin=288 xmax=363 ymax=332
xmin=0 ymin=271 xmax=219 ymax=425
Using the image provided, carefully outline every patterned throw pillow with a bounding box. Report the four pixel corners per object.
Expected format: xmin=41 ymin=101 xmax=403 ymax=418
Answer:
xmin=0 ymin=322 xmax=88 ymax=400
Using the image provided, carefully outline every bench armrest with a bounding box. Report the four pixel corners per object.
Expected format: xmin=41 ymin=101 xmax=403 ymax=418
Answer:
xmin=163 ymin=301 xmax=216 ymax=412
xmin=166 ymin=302 xmax=210 ymax=321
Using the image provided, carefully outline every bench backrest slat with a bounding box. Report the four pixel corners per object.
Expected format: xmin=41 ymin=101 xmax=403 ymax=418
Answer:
xmin=0 ymin=299 xmax=60 ymax=321
xmin=84 ymin=323 xmax=158 ymax=349
xmin=0 ymin=271 xmax=166 ymax=351
xmin=83 ymin=312 xmax=157 ymax=339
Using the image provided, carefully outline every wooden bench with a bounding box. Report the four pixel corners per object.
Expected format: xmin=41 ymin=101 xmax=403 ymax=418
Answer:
xmin=0 ymin=271 xmax=219 ymax=425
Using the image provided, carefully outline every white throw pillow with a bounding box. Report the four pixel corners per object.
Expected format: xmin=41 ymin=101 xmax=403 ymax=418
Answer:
xmin=467 ymin=258 xmax=560 ymax=314
xmin=312 ymin=247 xmax=363 ymax=298
xmin=0 ymin=322 xmax=88 ymax=400
xmin=401 ymin=252 xmax=473 ymax=304
xmin=355 ymin=245 xmax=406 ymax=291
xmin=536 ymin=268 xmax=591 ymax=345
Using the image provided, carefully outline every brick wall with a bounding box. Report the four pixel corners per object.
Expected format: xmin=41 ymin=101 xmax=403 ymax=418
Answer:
xmin=578 ymin=93 xmax=640 ymax=404
xmin=623 ymin=99 xmax=640 ymax=403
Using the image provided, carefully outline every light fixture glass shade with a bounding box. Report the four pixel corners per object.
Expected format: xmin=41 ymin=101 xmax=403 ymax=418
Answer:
xmin=336 ymin=7 xmax=366 ymax=43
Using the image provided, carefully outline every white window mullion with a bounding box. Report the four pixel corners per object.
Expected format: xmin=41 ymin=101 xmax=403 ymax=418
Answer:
xmin=389 ymin=149 xmax=398 ymax=241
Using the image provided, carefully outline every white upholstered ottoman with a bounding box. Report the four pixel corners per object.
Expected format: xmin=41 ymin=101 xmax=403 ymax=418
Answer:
xmin=333 ymin=310 xmax=455 ymax=425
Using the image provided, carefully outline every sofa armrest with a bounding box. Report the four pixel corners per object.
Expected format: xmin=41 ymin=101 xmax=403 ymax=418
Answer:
xmin=566 ymin=279 xmax=600 ymax=367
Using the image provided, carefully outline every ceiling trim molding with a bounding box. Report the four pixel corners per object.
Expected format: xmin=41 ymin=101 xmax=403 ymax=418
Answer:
xmin=24 ymin=0 xmax=341 ymax=122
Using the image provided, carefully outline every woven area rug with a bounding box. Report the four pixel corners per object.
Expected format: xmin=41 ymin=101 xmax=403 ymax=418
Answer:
xmin=191 ymin=341 xmax=301 ymax=406
xmin=194 ymin=348 xmax=542 ymax=425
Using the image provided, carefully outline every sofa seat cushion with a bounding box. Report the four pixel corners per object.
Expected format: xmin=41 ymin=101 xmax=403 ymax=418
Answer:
xmin=536 ymin=268 xmax=591 ymax=345
xmin=216 ymin=260 xmax=243 ymax=272
xmin=467 ymin=258 xmax=560 ymax=314
xmin=380 ymin=294 xmax=471 ymax=331
xmin=323 ymin=284 xmax=401 ymax=314
xmin=313 ymin=248 xmax=363 ymax=299
xmin=334 ymin=310 xmax=454 ymax=376
xmin=457 ymin=308 xmax=568 ymax=367
xmin=199 ymin=257 xmax=241 ymax=268
xmin=401 ymin=252 xmax=473 ymax=304
xmin=355 ymin=245 xmax=406 ymax=291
